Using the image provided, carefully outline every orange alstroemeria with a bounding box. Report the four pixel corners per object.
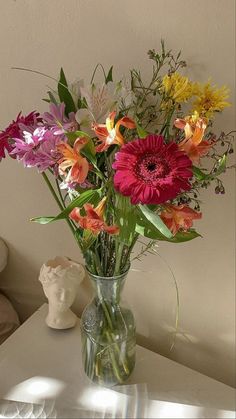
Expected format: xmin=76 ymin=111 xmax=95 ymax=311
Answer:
xmin=174 ymin=112 xmax=214 ymax=163
xmin=160 ymin=204 xmax=202 ymax=235
xmin=57 ymin=137 xmax=89 ymax=184
xmin=92 ymin=111 xmax=136 ymax=152
xmin=178 ymin=138 xmax=214 ymax=164
xmin=70 ymin=197 xmax=120 ymax=235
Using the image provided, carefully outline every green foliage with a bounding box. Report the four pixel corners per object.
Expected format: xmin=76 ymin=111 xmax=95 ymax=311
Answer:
xmin=115 ymin=194 xmax=137 ymax=245
xmin=81 ymin=139 xmax=96 ymax=164
xmin=138 ymin=205 xmax=173 ymax=239
xmin=105 ymin=66 xmax=113 ymax=84
xmin=136 ymin=220 xmax=201 ymax=243
xmin=193 ymin=154 xmax=226 ymax=182
xmin=136 ymin=122 xmax=147 ymax=138
xmin=58 ymin=68 xmax=76 ymax=115
xmin=31 ymin=189 xmax=101 ymax=224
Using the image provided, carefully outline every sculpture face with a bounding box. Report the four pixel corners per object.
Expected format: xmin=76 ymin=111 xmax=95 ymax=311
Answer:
xmin=44 ymin=278 xmax=77 ymax=312
xmin=39 ymin=257 xmax=85 ymax=329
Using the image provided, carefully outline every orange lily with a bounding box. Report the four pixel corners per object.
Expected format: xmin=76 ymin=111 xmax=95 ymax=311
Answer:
xmin=160 ymin=204 xmax=202 ymax=235
xmin=70 ymin=197 xmax=120 ymax=235
xmin=174 ymin=112 xmax=214 ymax=163
xmin=92 ymin=111 xmax=136 ymax=152
xmin=178 ymin=138 xmax=214 ymax=164
xmin=57 ymin=137 xmax=89 ymax=184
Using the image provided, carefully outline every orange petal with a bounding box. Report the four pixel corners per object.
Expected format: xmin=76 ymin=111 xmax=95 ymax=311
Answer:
xmin=92 ymin=124 xmax=109 ymax=141
xmin=70 ymin=207 xmax=82 ymax=223
xmin=191 ymin=119 xmax=208 ymax=145
xmin=104 ymin=224 xmax=120 ymax=235
xmin=84 ymin=203 xmax=102 ymax=220
xmin=174 ymin=118 xmax=186 ymax=129
xmin=70 ymin=157 xmax=89 ymax=183
xmin=74 ymin=137 xmax=88 ymax=153
xmin=118 ymin=116 xmax=136 ymax=129
xmin=57 ymin=143 xmax=75 ymax=159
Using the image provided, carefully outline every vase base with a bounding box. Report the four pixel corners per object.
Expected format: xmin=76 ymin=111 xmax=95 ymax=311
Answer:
xmin=81 ymin=330 xmax=136 ymax=387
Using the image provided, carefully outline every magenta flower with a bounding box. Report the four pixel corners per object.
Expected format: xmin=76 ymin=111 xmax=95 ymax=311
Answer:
xmin=0 ymin=111 xmax=41 ymax=161
xmin=112 ymin=134 xmax=193 ymax=205
xmin=43 ymin=103 xmax=78 ymax=135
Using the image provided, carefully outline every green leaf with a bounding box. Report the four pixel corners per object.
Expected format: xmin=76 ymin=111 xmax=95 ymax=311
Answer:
xmin=82 ymin=230 xmax=97 ymax=252
xmin=136 ymin=222 xmax=201 ymax=243
xmin=138 ymin=205 xmax=173 ymax=238
xmin=58 ymin=68 xmax=76 ymax=115
xmin=82 ymin=138 xmax=96 ymax=157
xmin=81 ymin=147 xmax=97 ymax=167
xmin=47 ymin=91 xmax=58 ymax=105
xmin=105 ymin=66 xmax=113 ymax=84
xmin=31 ymin=189 xmax=101 ymax=224
xmin=193 ymin=155 xmax=227 ymax=182
xmin=192 ymin=166 xmax=209 ymax=181
xmin=66 ymin=130 xmax=92 ymax=144
xmin=214 ymin=154 xmax=226 ymax=177
xmin=136 ymin=122 xmax=147 ymax=138
xmin=115 ymin=194 xmax=137 ymax=245
xmin=168 ymin=229 xmax=202 ymax=243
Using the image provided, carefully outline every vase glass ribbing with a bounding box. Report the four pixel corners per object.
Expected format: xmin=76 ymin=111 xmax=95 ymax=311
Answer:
xmin=81 ymin=268 xmax=136 ymax=386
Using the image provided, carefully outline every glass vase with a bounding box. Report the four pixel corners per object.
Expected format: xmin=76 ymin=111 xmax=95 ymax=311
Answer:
xmin=81 ymin=268 xmax=136 ymax=386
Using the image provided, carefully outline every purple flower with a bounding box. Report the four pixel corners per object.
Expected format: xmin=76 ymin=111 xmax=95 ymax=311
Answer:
xmin=10 ymin=127 xmax=47 ymax=167
xmin=43 ymin=103 xmax=78 ymax=135
xmin=10 ymin=127 xmax=64 ymax=172
xmin=35 ymin=131 xmax=64 ymax=172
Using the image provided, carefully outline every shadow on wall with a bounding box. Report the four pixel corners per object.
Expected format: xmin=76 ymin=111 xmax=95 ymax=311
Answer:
xmin=0 ymin=240 xmax=46 ymax=322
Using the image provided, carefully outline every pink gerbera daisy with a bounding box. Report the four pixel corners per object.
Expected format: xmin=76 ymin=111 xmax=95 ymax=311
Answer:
xmin=112 ymin=134 xmax=193 ymax=205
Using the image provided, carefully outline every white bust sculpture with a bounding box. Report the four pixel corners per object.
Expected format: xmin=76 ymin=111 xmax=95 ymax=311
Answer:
xmin=39 ymin=256 xmax=85 ymax=329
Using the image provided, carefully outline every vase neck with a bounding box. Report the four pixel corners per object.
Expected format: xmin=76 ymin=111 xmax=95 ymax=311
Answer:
xmin=87 ymin=271 xmax=129 ymax=303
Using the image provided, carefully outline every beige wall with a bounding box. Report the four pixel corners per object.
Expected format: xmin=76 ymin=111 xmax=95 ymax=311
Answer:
xmin=0 ymin=0 xmax=235 ymax=387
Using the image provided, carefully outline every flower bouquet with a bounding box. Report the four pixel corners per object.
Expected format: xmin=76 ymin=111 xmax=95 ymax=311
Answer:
xmin=1 ymin=42 xmax=234 ymax=386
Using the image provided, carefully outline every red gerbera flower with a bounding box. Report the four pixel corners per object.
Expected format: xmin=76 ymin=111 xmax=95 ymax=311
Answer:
xmin=112 ymin=134 xmax=193 ymax=205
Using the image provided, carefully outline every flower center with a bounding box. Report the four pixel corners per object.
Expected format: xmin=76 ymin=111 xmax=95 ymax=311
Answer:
xmin=147 ymin=162 xmax=157 ymax=171
xmin=136 ymin=154 xmax=170 ymax=183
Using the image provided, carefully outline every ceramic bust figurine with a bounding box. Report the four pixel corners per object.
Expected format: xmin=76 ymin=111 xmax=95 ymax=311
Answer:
xmin=39 ymin=256 xmax=85 ymax=329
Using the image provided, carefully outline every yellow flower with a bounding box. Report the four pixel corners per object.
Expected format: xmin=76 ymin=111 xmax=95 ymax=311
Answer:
xmin=193 ymin=82 xmax=230 ymax=118
xmin=162 ymin=72 xmax=195 ymax=103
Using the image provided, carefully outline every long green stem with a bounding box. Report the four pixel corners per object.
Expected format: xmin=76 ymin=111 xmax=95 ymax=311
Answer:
xmin=42 ymin=171 xmax=76 ymax=237
xmin=114 ymin=241 xmax=124 ymax=275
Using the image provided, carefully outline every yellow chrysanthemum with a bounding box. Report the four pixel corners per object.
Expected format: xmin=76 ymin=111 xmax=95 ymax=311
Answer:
xmin=162 ymin=72 xmax=195 ymax=103
xmin=193 ymin=82 xmax=230 ymax=118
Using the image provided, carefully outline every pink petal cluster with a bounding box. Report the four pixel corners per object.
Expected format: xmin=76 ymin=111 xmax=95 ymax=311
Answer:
xmin=10 ymin=128 xmax=63 ymax=172
xmin=112 ymin=134 xmax=193 ymax=205
xmin=43 ymin=103 xmax=78 ymax=135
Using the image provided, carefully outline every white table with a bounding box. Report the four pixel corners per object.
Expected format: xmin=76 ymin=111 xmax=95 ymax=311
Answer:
xmin=0 ymin=304 xmax=235 ymax=418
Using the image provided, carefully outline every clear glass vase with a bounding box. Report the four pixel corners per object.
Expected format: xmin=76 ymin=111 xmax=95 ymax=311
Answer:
xmin=81 ymin=268 xmax=136 ymax=386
